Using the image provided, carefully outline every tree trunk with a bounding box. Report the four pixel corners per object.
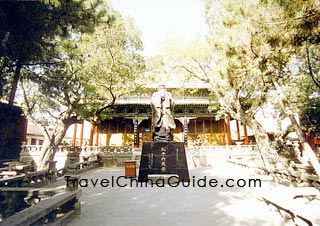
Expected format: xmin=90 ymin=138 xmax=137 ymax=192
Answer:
xmin=287 ymin=113 xmax=320 ymax=176
xmin=38 ymin=123 xmax=70 ymax=170
xmin=272 ymin=78 xmax=320 ymax=176
xmin=8 ymin=62 xmax=22 ymax=106
xmin=37 ymin=141 xmax=52 ymax=170
xmin=246 ymin=118 xmax=280 ymax=171
xmin=210 ymin=83 xmax=283 ymax=171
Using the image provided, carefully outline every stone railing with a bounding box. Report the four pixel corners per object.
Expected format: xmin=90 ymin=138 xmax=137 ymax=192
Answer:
xmin=188 ymin=145 xmax=261 ymax=167
xmin=0 ymin=160 xmax=91 ymax=224
xmin=20 ymin=145 xmax=80 ymax=154
xmin=188 ymin=144 xmax=259 ymax=152
xmin=0 ymin=159 xmax=100 ymax=188
xmin=0 ymin=181 xmax=81 ymax=225
xmin=217 ymin=145 xmax=320 ymax=188
xmin=98 ymin=146 xmax=135 ymax=167
xmin=0 ymin=169 xmax=54 ymax=187
xmin=19 ymin=145 xmax=137 ymax=169
xmin=62 ymin=159 xmax=101 ymax=175
xmin=0 ymin=186 xmax=64 ymax=220
xmin=18 ymin=144 xmax=264 ymax=170
xmin=79 ymin=146 xmax=102 ymax=162
xmin=19 ymin=145 xmax=82 ymax=170
xmin=257 ymin=163 xmax=320 ymax=188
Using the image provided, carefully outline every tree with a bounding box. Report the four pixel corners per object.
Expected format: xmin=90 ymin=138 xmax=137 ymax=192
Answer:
xmin=161 ymin=0 xmax=280 ymax=169
xmin=200 ymin=0 xmax=320 ymax=174
xmin=21 ymin=39 xmax=87 ymax=169
xmin=79 ymin=13 xmax=145 ymax=122
xmin=242 ymin=0 xmax=320 ymax=174
xmin=271 ymin=0 xmax=320 ymax=89
xmin=301 ymin=96 xmax=320 ymax=132
xmin=20 ymin=9 xmax=145 ymax=169
xmin=145 ymin=27 xmax=281 ymax=169
xmin=0 ymin=0 xmax=106 ymax=105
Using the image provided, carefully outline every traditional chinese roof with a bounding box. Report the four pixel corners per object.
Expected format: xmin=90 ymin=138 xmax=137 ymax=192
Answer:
xmin=115 ymin=96 xmax=210 ymax=106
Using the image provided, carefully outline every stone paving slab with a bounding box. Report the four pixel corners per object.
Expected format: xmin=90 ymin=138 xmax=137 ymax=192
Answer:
xmin=68 ymin=164 xmax=294 ymax=226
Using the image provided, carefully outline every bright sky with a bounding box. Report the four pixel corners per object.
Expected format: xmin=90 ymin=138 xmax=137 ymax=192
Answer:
xmin=109 ymin=0 xmax=209 ymax=56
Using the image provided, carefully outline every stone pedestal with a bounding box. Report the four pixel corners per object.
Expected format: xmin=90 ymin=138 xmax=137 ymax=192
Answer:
xmin=138 ymin=142 xmax=189 ymax=182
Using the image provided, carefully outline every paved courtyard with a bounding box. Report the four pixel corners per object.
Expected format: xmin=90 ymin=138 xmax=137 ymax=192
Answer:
xmin=67 ymin=163 xmax=313 ymax=226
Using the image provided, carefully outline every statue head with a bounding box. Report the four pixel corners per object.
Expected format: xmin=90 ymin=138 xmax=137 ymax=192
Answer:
xmin=158 ymin=84 xmax=166 ymax=99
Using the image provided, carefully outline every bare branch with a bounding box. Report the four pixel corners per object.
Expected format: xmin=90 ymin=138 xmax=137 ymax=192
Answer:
xmin=191 ymin=57 xmax=210 ymax=81
xmin=179 ymin=65 xmax=210 ymax=83
xmin=19 ymin=79 xmax=51 ymax=138
xmin=263 ymin=12 xmax=318 ymax=25
xmin=306 ymin=41 xmax=320 ymax=89
xmin=95 ymin=82 xmax=117 ymax=117
xmin=250 ymin=32 xmax=260 ymax=58
xmin=23 ymin=62 xmax=58 ymax=66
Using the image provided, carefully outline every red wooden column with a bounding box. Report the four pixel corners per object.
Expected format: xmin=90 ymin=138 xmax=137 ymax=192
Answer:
xmin=236 ymin=120 xmax=241 ymax=141
xmin=305 ymin=131 xmax=317 ymax=154
xmin=79 ymin=121 xmax=84 ymax=146
xmin=220 ymin=120 xmax=226 ymax=145
xmin=226 ymin=118 xmax=232 ymax=145
xmin=105 ymin=134 xmax=109 ymax=146
xmin=89 ymin=124 xmax=95 ymax=146
xmin=243 ymin=123 xmax=249 ymax=145
xmin=94 ymin=126 xmax=99 ymax=146
xmin=72 ymin=123 xmax=77 ymax=146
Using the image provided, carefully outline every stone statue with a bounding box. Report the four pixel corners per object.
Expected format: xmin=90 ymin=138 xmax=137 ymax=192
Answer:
xmin=151 ymin=85 xmax=176 ymax=141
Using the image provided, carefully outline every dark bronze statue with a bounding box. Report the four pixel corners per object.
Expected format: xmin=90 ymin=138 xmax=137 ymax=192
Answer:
xmin=151 ymin=85 xmax=176 ymax=141
xmin=138 ymin=85 xmax=189 ymax=182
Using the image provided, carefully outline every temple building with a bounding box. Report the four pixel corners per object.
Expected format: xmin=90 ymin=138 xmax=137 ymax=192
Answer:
xmin=70 ymin=86 xmax=253 ymax=148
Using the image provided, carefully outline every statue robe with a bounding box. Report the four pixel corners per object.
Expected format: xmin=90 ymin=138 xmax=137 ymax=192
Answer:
xmin=151 ymin=91 xmax=176 ymax=140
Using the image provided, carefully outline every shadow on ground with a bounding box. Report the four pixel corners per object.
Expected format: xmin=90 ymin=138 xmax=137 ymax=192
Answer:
xmin=69 ymin=165 xmax=287 ymax=226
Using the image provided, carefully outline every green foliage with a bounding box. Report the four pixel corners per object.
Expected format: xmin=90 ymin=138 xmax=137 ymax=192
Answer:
xmin=202 ymin=0 xmax=319 ymax=126
xmin=200 ymin=0 xmax=272 ymax=120
xmin=78 ymin=12 xmax=145 ymax=121
xmin=17 ymin=3 xmax=145 ymax=167
xmin=300 ymin=96 xmax=320 ymax=131
xmin=258 ymin=0 xmax=320 ymax=88
xmin=0 ymin=58 xmax=9 ymax=97
xmin=23 ymin=39 xmax=86 ymax=124
xmin=0 ymin=0 xmax=107 ymax=100
xmin=0 ymin=0 xmax=106 ymax=60
xmin=0 ymin=1 xmax=145 ymax=167
xmin=22 ymin=6 xmax=145 ymax=126
xmin=145 ymin=35 xmax=214 ymax=97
